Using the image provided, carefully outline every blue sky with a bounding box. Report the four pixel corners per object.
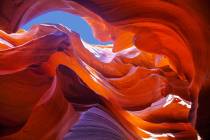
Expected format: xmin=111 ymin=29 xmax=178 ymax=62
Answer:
xmin=22 ymin=11 xmax=112 ymax=45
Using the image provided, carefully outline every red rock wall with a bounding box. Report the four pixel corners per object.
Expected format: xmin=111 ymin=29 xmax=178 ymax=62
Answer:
xmin=0 ymin=0 xmax=209 ymax=139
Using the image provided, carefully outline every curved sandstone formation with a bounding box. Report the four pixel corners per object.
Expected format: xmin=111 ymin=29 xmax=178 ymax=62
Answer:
xmin=0 ymin=0 xmax=209 ymax=139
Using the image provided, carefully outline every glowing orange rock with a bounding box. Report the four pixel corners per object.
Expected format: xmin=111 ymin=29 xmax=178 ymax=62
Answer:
xmin=0 ymin=0 xmax=209 ymax=140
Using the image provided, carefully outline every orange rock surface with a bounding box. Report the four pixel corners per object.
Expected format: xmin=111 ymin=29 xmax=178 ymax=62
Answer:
xmin=0 ymin=0 xmax=209 ymax=140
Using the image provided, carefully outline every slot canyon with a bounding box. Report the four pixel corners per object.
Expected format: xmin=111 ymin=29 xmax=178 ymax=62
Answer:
xmin=0 ymin=0 xmax=209 ymax=139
